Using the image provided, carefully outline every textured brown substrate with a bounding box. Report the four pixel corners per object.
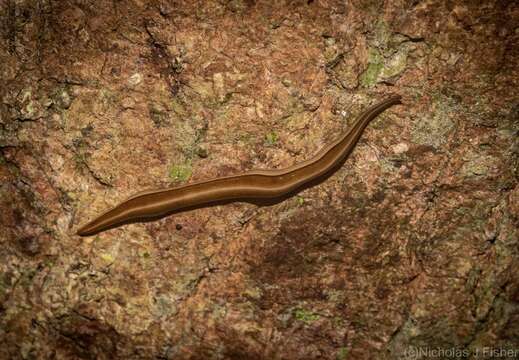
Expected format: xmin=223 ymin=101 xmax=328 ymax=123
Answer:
xmin=0 ymin=1 xmax=518 ymax=359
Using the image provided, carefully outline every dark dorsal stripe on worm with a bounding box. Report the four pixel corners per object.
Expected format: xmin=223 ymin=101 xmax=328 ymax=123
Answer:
xmin=76 ymin=95 xmax=402 ymax=236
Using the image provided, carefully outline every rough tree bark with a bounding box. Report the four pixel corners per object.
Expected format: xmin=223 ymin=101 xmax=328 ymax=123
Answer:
xmin=0 ymin=0 xmax=518 ymax=359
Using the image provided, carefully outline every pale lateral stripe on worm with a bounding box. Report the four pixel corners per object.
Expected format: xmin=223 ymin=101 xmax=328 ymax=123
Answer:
xmin=77 ymin=94 xmax=402 ymax=236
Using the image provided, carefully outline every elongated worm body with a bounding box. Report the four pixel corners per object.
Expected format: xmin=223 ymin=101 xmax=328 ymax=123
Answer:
xmin=76 ymin=95 xmax=401 ymax=236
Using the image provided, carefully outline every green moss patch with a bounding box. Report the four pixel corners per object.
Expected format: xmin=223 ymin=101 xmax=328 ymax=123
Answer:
xmin=293 ymin=308 xmax=320 ymax=323
xmin=169 ymin=163 xmax=192 ymax=182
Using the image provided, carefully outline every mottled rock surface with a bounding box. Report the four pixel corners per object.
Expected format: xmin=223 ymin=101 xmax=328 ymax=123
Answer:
xmin=0 ymin=1 xmax=518 ymax=359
